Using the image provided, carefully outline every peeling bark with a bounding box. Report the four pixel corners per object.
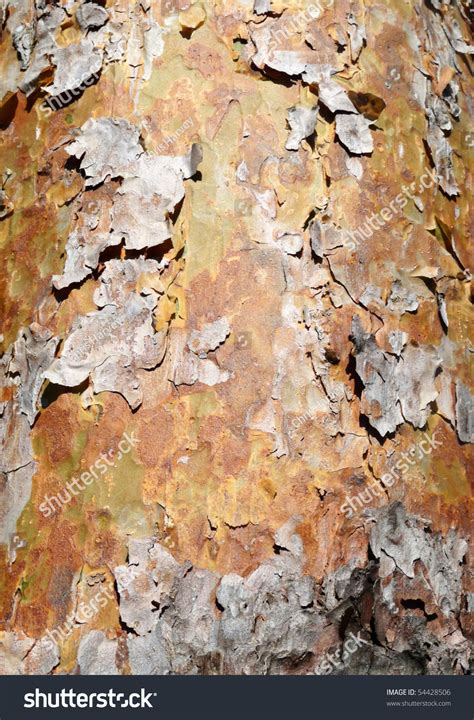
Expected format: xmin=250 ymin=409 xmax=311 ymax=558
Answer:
xmin=0 ymin=0 xmax=472 ymax=676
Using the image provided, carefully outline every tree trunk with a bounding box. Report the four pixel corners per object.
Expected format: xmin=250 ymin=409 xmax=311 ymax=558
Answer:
xmin=0 ymin=0 xmax=472 ymax=676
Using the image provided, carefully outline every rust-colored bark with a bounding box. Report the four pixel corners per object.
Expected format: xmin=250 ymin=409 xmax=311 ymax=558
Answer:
xmin=0 ymin=0 xmax=472 ymax=675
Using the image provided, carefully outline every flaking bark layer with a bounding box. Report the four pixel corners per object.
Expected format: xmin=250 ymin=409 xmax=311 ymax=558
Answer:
xmin=0 ymin=0 xmax=472 ymax=676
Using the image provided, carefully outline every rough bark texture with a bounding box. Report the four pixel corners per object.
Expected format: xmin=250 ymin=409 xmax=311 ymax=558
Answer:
xmin=0 ymin=0 xmax=473 ymax=676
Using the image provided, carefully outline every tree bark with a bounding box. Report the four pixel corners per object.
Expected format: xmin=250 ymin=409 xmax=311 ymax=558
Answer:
xmin=0 ymin=0 xmax=472 ymax=675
